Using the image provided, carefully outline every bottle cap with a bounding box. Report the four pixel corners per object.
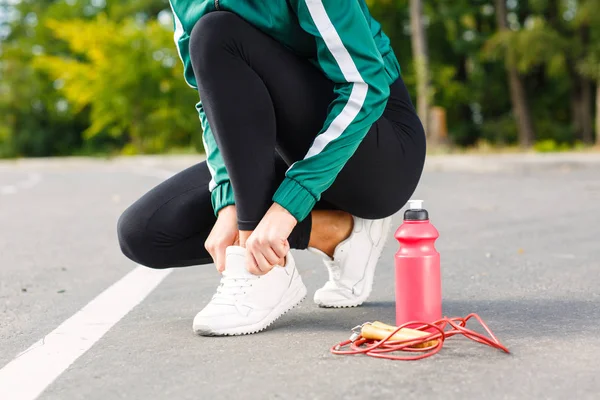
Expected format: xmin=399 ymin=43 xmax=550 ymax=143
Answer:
xmin=408 ymin=199 xmax=424 ymax=210
xmin=404 ymin=199 xmax=429 ymax=221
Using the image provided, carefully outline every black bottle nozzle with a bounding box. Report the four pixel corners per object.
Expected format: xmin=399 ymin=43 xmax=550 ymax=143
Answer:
xmin=404 ymin=199 xmax=429 ymax=221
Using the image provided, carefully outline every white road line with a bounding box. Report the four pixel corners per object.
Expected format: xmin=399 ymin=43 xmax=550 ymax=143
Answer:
xmin=17 ymin=173 xmax=42 ymax=189
xmin=1 ymin=173 xmax=42 ymax=195
xmin=0 ymin=266 xmax=172 ymax=400
xmin=0 ymin=185 xmax=17 ymax=195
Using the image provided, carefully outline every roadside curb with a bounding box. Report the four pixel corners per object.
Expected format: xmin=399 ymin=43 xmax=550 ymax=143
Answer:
xmin=423 ymin=152 xmax=600 ymax=172
xmin=1 ymin=152 xmax=599 ymax=173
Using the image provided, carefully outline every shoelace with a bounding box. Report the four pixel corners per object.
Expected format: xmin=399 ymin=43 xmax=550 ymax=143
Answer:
xmin=212 ymin=272 xmax=258 ymax=302
xmin=324 ymin=259 xmax=342 ymax=281
xmin=323 ymin=258 xmax=356 ymax=293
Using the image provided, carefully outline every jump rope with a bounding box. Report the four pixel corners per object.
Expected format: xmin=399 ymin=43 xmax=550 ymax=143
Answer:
xmin=331 ymin=314 xmax=510 ymax=361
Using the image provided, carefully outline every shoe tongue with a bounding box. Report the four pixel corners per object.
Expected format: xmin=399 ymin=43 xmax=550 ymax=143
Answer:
xmin=225 ymin=246 xmax=253 ymax=278
xmin=307 ymin=247 xmax=333 ymax=261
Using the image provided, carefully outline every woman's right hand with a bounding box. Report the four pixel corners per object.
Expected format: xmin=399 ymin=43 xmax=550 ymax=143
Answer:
xmin=205 ymin=205 xmax=239 ymax=273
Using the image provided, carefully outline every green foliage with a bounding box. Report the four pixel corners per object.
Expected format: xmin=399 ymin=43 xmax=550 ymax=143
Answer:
xmin=1 ymin=1 xmax=87 ymax=157
xmin=0 ymin=0 xmax=200 ymax=158
xmin=480 ymin=114 xmax=519 ymax=145
xmin=484 ymin=18 xmax=568 ymax=76
xmin=534 ymin=139 xmax=576 ymax=153
xmin=0 ymin=0 xmax=599 ymax=157
xmin=34 ymin=15 xmax=199 ymax=154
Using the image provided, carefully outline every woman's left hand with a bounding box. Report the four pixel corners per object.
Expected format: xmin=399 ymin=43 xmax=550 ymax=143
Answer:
xmin=246 ymin=203 xmax=297 ymax=275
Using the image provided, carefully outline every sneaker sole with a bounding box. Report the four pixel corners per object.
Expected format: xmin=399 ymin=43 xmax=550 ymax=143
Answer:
xmin=194 ymin=279 xmax=307 ymax=336
xmin=315 ymin=217 xmax=393 ymax=308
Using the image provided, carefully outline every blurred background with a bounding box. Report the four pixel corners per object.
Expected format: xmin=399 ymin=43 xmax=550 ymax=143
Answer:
xmin=0 ymin=0 xmax=599 ymax=159
xmin=2 ymin=3 xmax=600 ymax=397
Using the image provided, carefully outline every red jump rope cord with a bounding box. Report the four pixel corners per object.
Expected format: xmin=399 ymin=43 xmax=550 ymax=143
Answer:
xmin=331 ymin=313 xmax=510 ymax=361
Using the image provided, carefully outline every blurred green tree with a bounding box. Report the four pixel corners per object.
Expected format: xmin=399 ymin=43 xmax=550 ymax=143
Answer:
xmin=0 ymin=0 xmax=90 ymax=157
xmin=491 ymin=0 xmax=536 ymax=148
xmin=0 ymin=0 xmax=202 ymax=157
xmin=34 ymin=14 xmax=200 ymax=154
xmin=485 ymin=0 xmax=599 ymax=145
xmin=0 ymin=0 xmax=598 ymax=156
xmin=575 ymin=0 xmax=600 ymax=145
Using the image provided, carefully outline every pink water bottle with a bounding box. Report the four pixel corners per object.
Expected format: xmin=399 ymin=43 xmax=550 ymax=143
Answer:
xmin=394 ymin=200 xmax=442 ymax=327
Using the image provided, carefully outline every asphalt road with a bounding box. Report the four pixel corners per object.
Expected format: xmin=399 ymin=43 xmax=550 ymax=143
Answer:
xmin=1 ymin=153 xmax=600 ymax=399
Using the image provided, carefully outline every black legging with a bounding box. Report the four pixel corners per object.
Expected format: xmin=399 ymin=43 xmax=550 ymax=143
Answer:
xmin=117 ymin=12 xmax=426 ymax=269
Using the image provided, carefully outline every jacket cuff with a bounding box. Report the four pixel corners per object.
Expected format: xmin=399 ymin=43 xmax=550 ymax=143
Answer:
xmin=272 ymin=177 xmax=317 ymax=222
xmin=211 ymin=181 xmax=235 ymax=216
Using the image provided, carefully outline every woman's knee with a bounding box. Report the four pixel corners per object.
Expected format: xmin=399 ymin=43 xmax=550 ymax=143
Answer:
xmin=333 ymin=177 xmax=421 ymax=220
xmin=189 ymin=11 xmax=245 ymax=71
xmin=117 ymin=206 xmax=167 ymax=270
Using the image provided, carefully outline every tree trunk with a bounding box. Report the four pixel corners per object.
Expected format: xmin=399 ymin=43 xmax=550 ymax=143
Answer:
xmin=410 ymin=0 xmax=432 ymax=140
xmin=495 ymin=0 xmax=535 ymax=148
xmin=571 ymin=72 xmax=583 ymax=139
xmin=579 ymin=24 xmax=593 ymax=144
xmin=568 ymin=67 xmax=594 ymax=145
xmin=596 ymin=83 xmax=600 ymax=146
xmin=581 ymin=78 xmax=594 ymax=144
xmin=457 ymin=54 xmax=478 ymax=146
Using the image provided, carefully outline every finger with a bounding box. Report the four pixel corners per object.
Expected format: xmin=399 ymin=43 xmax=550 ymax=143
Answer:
xmin=205 ymin=242 xmax=216 ymax=263
xmin=252 ymin=250 xmax=273 ymax=275
xmin=271 ymin=238 xmax=289 ymax=259
xmin=246 ymin=249 xmax=263 ymax=275
xmin=261 ymin=245 xmax=282 ymax=266
xmin=215 ymin=245 xmax=227 ymax=273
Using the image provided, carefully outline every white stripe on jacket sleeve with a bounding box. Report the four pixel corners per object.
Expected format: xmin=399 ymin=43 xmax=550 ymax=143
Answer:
xmin=301 ymin=0 xmax=369 ymax=160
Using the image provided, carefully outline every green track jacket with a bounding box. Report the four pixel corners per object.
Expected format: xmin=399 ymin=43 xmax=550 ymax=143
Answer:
xmin=168 ymin=0 xmax=401 ymax=222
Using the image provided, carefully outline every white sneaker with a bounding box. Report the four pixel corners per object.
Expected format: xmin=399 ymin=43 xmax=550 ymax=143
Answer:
xmin=193 ymin=246 xmax=307 ymax=336
xmin=311 ymin=216 xmax=392 ymax=308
